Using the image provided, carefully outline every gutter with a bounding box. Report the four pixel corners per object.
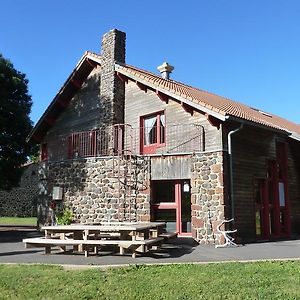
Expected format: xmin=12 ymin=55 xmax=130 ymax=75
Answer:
xmin=227 ymin=123 xmax=243 ymax=223
xmin=290 ymin=133 xmax=300 ymax=142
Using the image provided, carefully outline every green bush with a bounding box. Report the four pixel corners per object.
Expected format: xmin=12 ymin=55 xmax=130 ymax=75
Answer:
xmin=56 ymin=207 xmax=73 ymax=225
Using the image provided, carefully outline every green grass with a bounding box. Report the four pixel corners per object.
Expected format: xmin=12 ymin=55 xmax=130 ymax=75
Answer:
xmin=0 ymin=261 xmax=299 ymax=299
xmin=0 ymin=217 xmax=37 ymax=226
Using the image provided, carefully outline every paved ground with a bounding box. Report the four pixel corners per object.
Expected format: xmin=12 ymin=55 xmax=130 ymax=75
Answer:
xmin=0 ymin=227 xmax=299 ymax=267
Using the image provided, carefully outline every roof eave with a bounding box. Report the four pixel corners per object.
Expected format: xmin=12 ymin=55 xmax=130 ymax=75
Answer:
xmin=227 ymin=115 xmax=291 ymax=135
xmin=27 ymin=53 xmax=102 ymax=143
xmin=115 ymin=64 xmax=228 ymax=122
xmin=290 ymin=133 xmax=300 ymax=142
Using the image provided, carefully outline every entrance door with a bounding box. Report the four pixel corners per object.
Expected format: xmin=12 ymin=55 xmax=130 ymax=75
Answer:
xmin=152 ymin=180 xmax=191 ymax=236
xmin=254 ymin=160 xmax=290 ymax=240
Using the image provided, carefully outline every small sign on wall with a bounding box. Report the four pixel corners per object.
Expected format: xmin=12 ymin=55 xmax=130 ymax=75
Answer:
xmin=52 ymin=186 xmax=63 ymax=200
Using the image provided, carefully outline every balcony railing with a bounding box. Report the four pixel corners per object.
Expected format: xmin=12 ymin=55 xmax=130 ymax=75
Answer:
xmin=67 ymin=123 xmax=205 ymax=159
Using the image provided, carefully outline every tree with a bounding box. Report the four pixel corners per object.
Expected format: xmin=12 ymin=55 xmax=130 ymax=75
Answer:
xmin=0 ymin=54 xmax=33 ymax=190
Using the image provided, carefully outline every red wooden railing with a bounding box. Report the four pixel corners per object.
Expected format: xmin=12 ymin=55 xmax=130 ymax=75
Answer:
xmin=67 ymin=123 xmax=205 ymax=159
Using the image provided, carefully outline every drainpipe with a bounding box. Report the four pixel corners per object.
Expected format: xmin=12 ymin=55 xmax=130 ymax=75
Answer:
xmin=228 ymin=124 xmax=243 ymax=223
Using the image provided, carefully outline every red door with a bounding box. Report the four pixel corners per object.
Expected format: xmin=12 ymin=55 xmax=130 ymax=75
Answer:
xmin=254 ymin=146 xmax=291 ymax=240
xmin=151 ymin=180 xmax=191 ymax=236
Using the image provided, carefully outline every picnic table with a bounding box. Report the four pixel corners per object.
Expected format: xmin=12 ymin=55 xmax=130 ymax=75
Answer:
xmin=23 ymin=222 xmax=176 ymax=258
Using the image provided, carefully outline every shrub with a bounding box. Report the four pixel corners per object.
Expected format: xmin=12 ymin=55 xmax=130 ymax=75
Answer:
xmin=56 ymin=207 xmax=73 ymax=225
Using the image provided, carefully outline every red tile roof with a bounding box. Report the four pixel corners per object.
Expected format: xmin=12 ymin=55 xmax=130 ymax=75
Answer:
xmin=115 ymin=63 xmax=300 ymax=137
xmin=28 ymin=50 xmax=300 ymax=143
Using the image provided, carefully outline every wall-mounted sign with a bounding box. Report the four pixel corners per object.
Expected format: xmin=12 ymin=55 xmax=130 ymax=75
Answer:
xmin=52 ymin=186 xmax=63 ymax=200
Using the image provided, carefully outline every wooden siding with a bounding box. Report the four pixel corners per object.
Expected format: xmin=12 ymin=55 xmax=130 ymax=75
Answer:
xmin=44 ymin=69 xmax=102 ymax=161
xmin=287 ymin=139 xmax=300 ymax=235
xmin=226 ymin=122 xmax=300 ymax=241
xmin=151 ymin=156 xmax=191 ymax=180
xmin=231 ymin=125 xmax=276 ymax=240
xmin=124 ymin=80 xmax=223 ymax=153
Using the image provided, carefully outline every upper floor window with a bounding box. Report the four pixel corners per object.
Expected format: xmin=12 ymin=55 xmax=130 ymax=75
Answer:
xmin=141 ymin=111 xmax=165 ymax=154
xmin=41 ymin=143 xmax=48 ymax=161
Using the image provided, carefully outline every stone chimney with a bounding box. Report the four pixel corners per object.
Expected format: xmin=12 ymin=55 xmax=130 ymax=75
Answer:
xmin=100 ymin=29 xmax=126 ymax=125
xmin=157 ymin=62 xmax=174 ymax=79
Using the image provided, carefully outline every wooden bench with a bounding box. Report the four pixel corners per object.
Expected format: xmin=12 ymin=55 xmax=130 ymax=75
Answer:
xmin=118 ymin=237 xmax=164 ymax=258
xmin=159 ymin=231 xmax=178 ymax=240
xmin=23 ymin=236 xmax=164 ymax=258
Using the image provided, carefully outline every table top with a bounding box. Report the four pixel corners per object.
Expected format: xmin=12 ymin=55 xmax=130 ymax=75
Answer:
xmin=42 ymin=222 xmax=165 ymax=232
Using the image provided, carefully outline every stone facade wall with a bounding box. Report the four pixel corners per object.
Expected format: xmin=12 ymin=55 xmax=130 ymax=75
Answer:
xmin=38 ymin=151 xmax=227 ymax=245
xmin=191 ymin=151 xmax=226 ymax=244
xmin=0 ymin=163 xmax=39 ymax=217
xmin=37 ymin=156 xmax=151 ymax=226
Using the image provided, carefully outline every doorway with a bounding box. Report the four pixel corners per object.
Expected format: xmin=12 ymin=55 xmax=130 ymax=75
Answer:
xmin=151 ymin=180 xmax=191 ymax=236
xmin=254 ymin=160 xmax=290 ymax=240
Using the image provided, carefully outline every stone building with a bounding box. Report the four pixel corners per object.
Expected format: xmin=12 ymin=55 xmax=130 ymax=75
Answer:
xmin=28 ymin=29 xmax=300 ymax=244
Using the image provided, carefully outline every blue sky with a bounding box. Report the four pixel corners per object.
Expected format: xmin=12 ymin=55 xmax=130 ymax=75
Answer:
xmin=1 ymin=0 xmax=300 ymax=125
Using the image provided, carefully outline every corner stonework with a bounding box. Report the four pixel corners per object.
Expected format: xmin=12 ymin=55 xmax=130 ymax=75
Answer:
xmin=191 ymin=151 xmax=226 ymax=245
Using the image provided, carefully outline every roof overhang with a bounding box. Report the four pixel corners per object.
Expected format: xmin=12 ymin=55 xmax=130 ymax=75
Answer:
xmin=115 ymin=64 xmax=228 ymax=122
xmin=227 ymin=115 xmax=291 ymax=136
xmin=115 ymin=64 xmax=300 ymax=139
xmin=27 ymin=52 xmax=102 ymax=143
xmin=290 ymin=133 xmax=300 ymax=142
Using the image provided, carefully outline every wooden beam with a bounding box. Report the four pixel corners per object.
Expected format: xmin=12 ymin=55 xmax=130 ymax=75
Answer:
xmin=156 ymin=91 xmax=169 ymax=103
xmin=44 ymin=116 xmax=56 ymax=126
xmin=86 ymin=58 xmax=98 ymax=68
xmin=206 ymin=114 xmax=222 ymax=129
xmin=70 ymin=78 xmax=83 ymax=89
xmin=56 ymin=98 xmax=69 ymax=108
xmin=181 ymin=102 xmax=194 ymax=116
xmin=32 ymin=133 xmax=42 ymax=143
xmin=116 ymin=72 xmax=128 ymax=83
xmin=136 ymin=82 xmax=147 ymax=92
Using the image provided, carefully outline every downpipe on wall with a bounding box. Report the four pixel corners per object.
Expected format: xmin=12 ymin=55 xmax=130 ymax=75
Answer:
xmin=228 ymin=123 xmax=243 ymax=224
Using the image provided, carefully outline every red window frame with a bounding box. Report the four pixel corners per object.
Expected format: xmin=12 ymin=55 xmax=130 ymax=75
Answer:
xmin=276 ymin=142 xmax=290 ymax=236
xmin=140 ymin=111 xmax=166 ymax=154
xmin=151 ymin=180 xmax=192 ymax=236
xmin=41 ymin=143 xmax=48 ymax=161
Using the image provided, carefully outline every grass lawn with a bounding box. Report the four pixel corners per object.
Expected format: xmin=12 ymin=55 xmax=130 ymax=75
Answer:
xmin=0 ymin=217 xmax=37 ymax=226
xmin=0 ymin=261 xmax=299 ymax=299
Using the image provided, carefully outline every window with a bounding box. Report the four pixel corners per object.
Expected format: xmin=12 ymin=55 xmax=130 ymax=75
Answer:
xmin=41 ymin=143 xmax=48 ymax=161
xmin=141 ymin=112 xmax=165 ymax=154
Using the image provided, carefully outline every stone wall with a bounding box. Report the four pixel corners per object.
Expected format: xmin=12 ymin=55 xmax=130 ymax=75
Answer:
xmin=37 ymin=156 xmax=151 ymax=226
xmin=191 ymin=151 xmax=226 ymax=244
xmin=100 ymin=29 xmax=126 ymax=125
xmin=38 ymin=151 xmax=227 ymax=245
xmin=0 ymin=163 xmax=39 ymax=217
